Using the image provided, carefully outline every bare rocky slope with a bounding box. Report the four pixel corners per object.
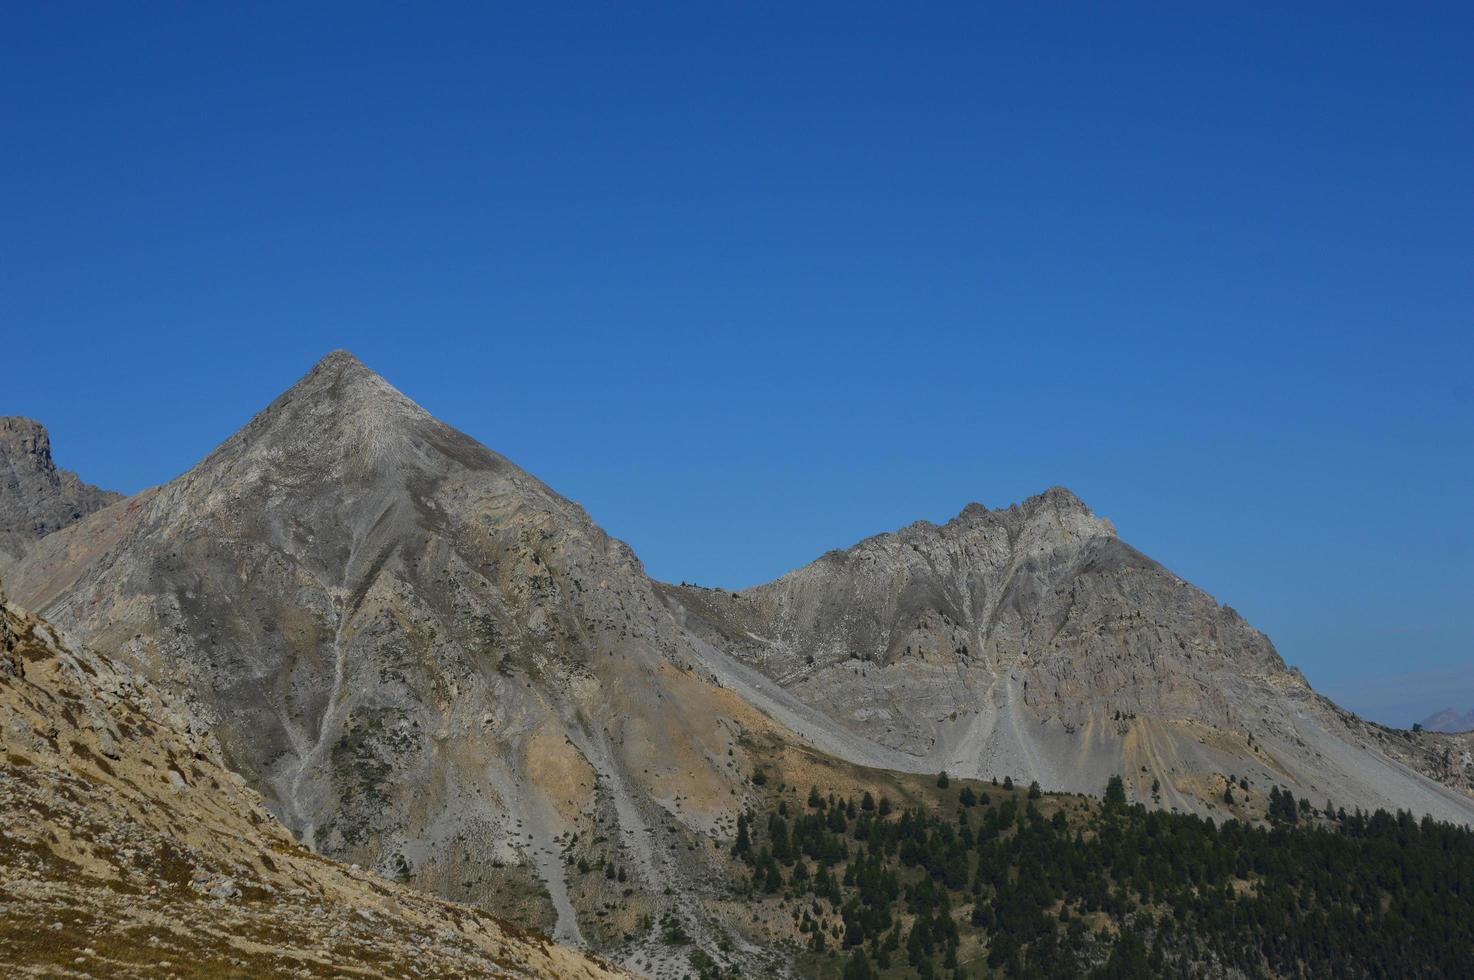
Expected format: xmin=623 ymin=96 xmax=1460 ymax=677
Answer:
xmin=0 ymin=580 xmax=625 ymax=978
xmin=0 ymin=417 xmax=119 ymax=574
xmin=662 ymin=489 xmax=1474 ymax=825
xmin=5 ymin=351 xmax=1472 ymax=974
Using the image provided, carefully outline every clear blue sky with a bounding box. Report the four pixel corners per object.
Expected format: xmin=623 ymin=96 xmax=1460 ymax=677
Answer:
xmin=3 ymin=4 xmax=1470 ymax=725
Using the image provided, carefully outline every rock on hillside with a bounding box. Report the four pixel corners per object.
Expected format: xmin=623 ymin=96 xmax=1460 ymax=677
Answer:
xmin=662 ymin=489 xmax=1474 ymax=825
xmin=0 ymin=417 xmax=119 ymax=573
xmin=0 ymin=580 xmax=626 ymax=978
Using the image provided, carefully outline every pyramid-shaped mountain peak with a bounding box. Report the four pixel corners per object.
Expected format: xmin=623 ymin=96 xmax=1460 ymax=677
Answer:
xmin=316 ymin=347 xmax=365 ymax=370
xmin=288 ymin=349 xmax=418 ymax=409
xmin=250 ymin=350 xmax=433 ymax=437
xmin=164 ymin=350 xmax=478 ymax=500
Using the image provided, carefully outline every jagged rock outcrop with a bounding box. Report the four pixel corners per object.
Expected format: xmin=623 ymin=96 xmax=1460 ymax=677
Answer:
xmin=662 ymin=490 xmax=1474 ymax=825
xmin=0 ymin=582 xmax=627 ymax=978
xmin=0 ymin=417 xmax=119 ymax=572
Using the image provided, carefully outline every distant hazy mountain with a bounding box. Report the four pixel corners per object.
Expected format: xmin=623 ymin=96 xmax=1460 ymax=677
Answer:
xmin=1422 ymin=708 xmax=1474 ymax=733
xmin=5 ymin=350 xmax=1472 ymax=970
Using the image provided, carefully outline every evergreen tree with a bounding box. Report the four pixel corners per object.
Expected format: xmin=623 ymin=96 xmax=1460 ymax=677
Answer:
xmin=733 ymin=813 xmax=751 ymax=857
xmin=763 ymin=857 xmax=782 ymax=893
xmin=842 ymin=949 xmax=875 ymax=980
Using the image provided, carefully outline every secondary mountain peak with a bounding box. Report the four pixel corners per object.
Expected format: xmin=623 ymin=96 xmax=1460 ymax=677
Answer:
xmin=932 ymin=487 xmax=1115 ymax=550
xmin=1026 ymin=484 xmax=1091 ymax=512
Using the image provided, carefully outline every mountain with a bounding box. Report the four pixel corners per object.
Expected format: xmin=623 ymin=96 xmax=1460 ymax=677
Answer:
xmin=2 ymin=351 xmax=802 ymax=974
xmin=662 ymin=489 xmax=1474 ymax=824
xmin=1422 ymin=708 xmax=1474 ymax=734
xmin=6 ymin=350 xmax=1473 ymax=973
xmin=0 ymin=417 xmax=120 ymax=573
xmin=0 ymin=579 xmax=625 ymax=978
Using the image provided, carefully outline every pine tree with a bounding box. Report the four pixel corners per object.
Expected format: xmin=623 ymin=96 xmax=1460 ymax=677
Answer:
xmin=763 ymin=856 xmax=782 ymax=893
xmin=842 ymin=949 xmax=875 ymax=980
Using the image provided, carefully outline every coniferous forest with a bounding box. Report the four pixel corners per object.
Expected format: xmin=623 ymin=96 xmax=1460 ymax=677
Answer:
xmin=720 ymin=775 xmax=1474 ymax=979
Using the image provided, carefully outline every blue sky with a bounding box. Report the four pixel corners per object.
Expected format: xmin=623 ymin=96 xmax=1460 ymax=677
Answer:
xmin=3 ymin=4 xmax=1470 ymax=725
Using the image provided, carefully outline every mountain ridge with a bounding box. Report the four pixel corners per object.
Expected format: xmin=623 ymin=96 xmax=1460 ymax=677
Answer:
xmin=4 ymin=349 xmax=1472 ymax=974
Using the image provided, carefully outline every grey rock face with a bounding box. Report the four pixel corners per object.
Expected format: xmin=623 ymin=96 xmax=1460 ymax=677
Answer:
xmin=662 ymin=490 xmax=1474 ymax=825
xmin=0 ymin=417 xmax=120 ymax=571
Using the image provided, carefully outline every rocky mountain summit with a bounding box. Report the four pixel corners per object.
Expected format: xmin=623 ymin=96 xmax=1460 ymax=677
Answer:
xmin=0 ymin=579 xmax=625 ymax=978
xmin=4 ymin=350 xmax=1472 ymax=974
xmin=663 ymin=488 xmax=1474 ymax=824
xmin=0 ymin=417 xmax=119 ymax=573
